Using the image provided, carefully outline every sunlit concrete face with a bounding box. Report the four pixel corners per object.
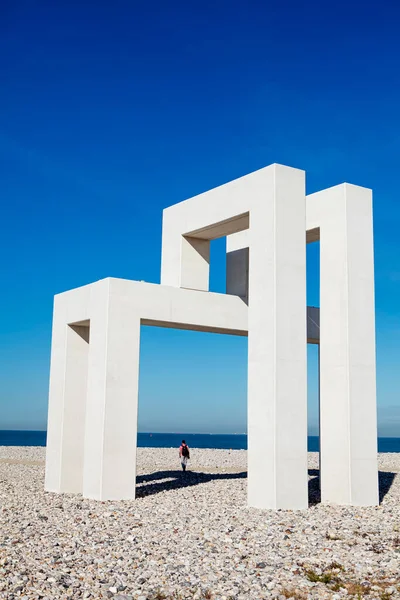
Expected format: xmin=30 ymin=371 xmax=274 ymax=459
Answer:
xmin=45 ymin=164 xmax=378 ymax=509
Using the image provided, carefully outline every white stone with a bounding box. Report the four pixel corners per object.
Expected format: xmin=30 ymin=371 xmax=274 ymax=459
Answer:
xmin=44 ymin=163 xmax=378 ymax=510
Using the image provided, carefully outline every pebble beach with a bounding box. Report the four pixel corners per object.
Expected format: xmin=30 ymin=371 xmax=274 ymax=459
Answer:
xmin=1 ymin=447 xmax=400 ymax=600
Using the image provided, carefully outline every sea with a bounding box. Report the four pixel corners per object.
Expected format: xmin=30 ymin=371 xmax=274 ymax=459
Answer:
xmin=1 ymin=431 xmax=400 ymax=452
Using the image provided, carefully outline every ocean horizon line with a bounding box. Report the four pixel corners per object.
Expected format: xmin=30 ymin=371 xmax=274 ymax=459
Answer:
xmin=1 ymin=429 xmax=400 ymax=438
xmin=1 ymin=430 xmax=400 ymax=453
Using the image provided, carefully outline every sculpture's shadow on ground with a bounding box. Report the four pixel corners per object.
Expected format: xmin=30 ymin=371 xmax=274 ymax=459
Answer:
xmin=378 ymin=471 xmax=397 ymax=503
xmin=136 ymin=470 xmax=247 ymax=498
xmin=308 ymin=469 xmax=397 ymax=506
xmin=308 ymin=470 xmax=321 ymax=505
xmin=136 ymin=469 xmax=397 ymax=504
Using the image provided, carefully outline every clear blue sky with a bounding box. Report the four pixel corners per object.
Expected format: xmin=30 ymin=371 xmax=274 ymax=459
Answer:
xmin=1 ymin=0 xmax=400 ymax=435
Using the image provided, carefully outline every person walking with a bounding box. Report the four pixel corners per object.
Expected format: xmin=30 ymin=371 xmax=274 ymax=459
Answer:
xmin=179 ymin=440 xmax=190 ymax=472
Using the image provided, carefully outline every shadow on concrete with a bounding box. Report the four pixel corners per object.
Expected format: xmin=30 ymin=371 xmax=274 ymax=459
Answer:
xmin=135 ymin=470 xmax=246 ymax=498
xmin=308 ymin=468 xmax=397 ymax=506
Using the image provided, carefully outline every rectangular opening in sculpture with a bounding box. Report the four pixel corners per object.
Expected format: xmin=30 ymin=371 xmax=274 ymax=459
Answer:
xmin=307 ymin=343 xmax=320 ymax=502
xmin=209 ymin=237 xmax=227 ymax=294
xmin=306 ymin=237 xmax=320 ymax=499
xmin=137 ymin=326 xmax=248 ymax=495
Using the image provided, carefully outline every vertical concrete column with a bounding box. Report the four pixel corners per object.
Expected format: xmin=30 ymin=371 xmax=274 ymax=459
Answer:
xmin=161 ymin=212 xmax=210 ymax=291
xmin=45 ymin=302 xmax=89 ymax=494
xmin=181 ymin=236 xmax=210 ymax=290
xmin=319 ymin=184 xmax=378 ymax=505
xmin=83 ymin=280 xmax=141 ymax=500
xmin=226 ymin=230 xmax=249 ymax=303
xmin=247 ymin=164 xmax=308 ymax=509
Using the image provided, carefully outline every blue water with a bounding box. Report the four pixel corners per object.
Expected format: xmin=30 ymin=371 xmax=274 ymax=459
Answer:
xmin=1 ymin=431 xmax=400 ymax=452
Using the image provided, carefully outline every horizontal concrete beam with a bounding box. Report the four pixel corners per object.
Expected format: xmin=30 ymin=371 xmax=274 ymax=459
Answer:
xmin=66 ymin=279 xmax=319 ymax=343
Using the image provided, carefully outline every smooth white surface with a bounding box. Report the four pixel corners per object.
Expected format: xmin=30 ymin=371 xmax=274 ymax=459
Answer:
xmin=45 ymin=279 xmax=248 ymax=500
xmin=160 ymin=164 xmax=309 ymax=509
xmin=247 ymin=166 xmax=308 ymax=510
xmin=307 ymin=184 xmax=378 ymax=506
xmin=83 ymin=280 xmax=140 ymax=500
xmin=45 ymin=286 xmax=91 ymax=493
xmin=45 ymin=164 xmax=378 ymax=509
xmin=226 ymin=184 xmax=378 ymax=506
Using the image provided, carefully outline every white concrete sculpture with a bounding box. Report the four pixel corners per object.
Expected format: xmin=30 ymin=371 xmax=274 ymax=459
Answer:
xmin=45 ymin=164 xmax=379 ymax=509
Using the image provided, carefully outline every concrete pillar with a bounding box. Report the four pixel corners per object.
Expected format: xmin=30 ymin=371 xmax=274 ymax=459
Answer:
xmin=181 ymin=236 xmax=210 ymax=290
xmin=82 ymin=281 xmax=141 ymax=500
xmin=161 ymin=212 xmax=210 ymax=291
xmin=45 ymin=300 xmax=90 ymax=494
xmin=226 ymin=231 xmax=249 ymax=303
xmin=247 ymin=164 xmax=308 ymax=509
xmin=317 ymin=184 xmax=378 ymax=505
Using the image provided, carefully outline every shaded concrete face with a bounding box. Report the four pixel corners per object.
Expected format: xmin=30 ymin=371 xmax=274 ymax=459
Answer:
xmin=45 ymin=164 xmax=378 ymax=509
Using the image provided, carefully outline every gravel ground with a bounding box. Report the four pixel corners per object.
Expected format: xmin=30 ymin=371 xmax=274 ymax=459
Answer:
xmin=1 ymin=447 xmax=399 ymax=600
